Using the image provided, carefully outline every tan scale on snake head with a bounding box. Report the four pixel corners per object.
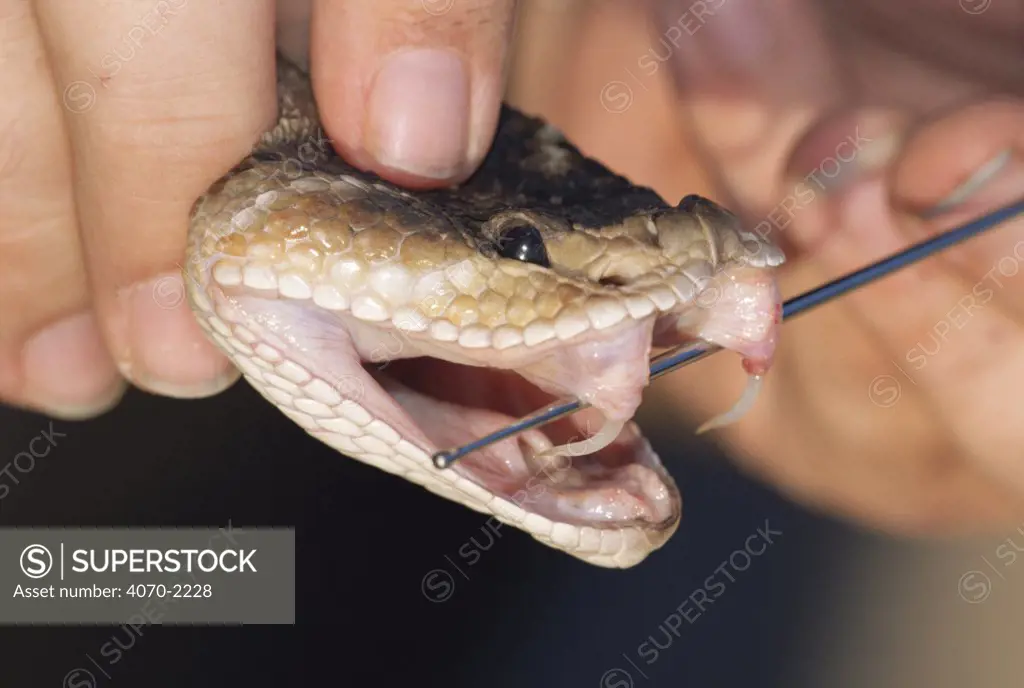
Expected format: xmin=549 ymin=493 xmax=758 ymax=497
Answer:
xmin=183 ymin=55 xmax=785 ymax=568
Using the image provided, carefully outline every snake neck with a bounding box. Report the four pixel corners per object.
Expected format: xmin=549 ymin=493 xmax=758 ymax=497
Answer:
xmin=257 ymin=53 xmax=323 ymax=153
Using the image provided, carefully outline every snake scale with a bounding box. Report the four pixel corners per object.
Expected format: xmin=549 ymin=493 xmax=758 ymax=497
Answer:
xmin=183 ymin=54 xmax=785 ymax=568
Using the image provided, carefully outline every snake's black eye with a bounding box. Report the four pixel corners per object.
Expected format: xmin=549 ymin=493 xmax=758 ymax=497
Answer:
xmin=496 ymin=225 xmax=550 ymax=268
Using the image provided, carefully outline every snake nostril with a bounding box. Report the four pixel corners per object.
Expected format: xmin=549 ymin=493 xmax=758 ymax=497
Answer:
xmin=598 ymin=276 xmax=628 ymax=287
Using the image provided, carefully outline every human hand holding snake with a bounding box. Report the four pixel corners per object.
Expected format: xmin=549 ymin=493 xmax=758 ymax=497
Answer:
xmin=0 ymin=0 xmax=519 ymax=415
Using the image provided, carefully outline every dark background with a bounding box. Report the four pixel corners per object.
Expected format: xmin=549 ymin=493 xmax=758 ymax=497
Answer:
xmin=0 ymin=380 xmax=851 ymax=687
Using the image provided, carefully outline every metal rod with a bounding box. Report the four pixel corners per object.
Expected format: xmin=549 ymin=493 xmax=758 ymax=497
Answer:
xmin=431 ymin=197 xmax=1024 ymax=469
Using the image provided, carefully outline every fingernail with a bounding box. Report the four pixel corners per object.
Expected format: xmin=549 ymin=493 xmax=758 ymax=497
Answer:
xmin=776 ymin=109 xmax=904 ymax=252
xmin=927 ymin=149 xmax=1019 ymax=218
xmin=365 ymin=48 xmax=470 ymax=180
xmin=120 ymin=272 xmax=239 ymax=398
xmin=21 ymin=312 xmax=126 ymax=419
xmin=785 ymin=109 xmax=904 ymax=195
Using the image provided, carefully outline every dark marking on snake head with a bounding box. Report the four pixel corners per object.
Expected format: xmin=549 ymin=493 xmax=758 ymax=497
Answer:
xmin=679 ymin=194 xmax=738 ymax=224
xmin=497 ymin=225 xmax=550 ymax=268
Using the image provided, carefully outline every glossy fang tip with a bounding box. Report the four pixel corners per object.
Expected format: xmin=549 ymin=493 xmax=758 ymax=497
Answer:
xmin=695 ymin=375 xmax=763 ymax=434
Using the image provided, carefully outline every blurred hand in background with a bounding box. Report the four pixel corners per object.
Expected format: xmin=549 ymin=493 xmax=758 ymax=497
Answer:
xmin=517 ymin=0 xmax=1024 ymax=534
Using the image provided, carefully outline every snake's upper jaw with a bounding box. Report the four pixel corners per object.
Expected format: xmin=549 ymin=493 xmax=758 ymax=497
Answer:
xmin=671 ymin=260 xmax=783 ymax=433
xmin=649 ymin=196 xmax=785 ymax=432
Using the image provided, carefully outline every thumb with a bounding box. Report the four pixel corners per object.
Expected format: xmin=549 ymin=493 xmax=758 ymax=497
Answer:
xmin=309 ymin=0 xmax=518 ymax=189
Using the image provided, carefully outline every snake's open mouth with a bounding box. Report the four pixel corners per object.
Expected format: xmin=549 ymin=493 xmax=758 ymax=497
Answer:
xmin=377 ymin=355 xmax=678 ymax=529
xmin=211 ymin=292 xmax=683 ymax=532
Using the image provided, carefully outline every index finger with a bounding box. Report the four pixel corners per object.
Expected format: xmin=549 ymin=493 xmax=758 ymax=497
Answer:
xmin=35 ymin=0 xmax=278 ymax=398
